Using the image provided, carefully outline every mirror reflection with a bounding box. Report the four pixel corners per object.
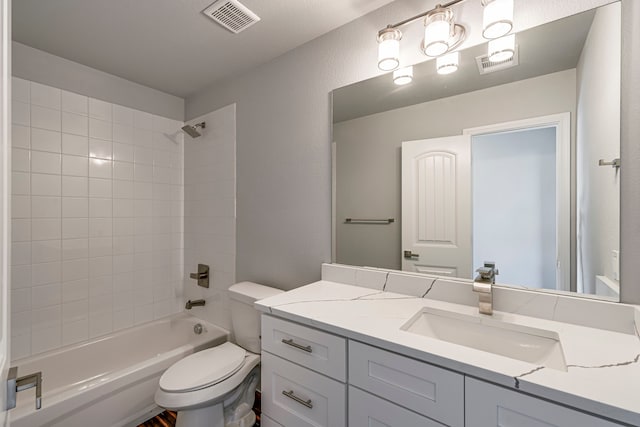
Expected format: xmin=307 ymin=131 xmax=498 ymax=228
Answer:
xmin=332 ymin=3 xmax=621 ymax=299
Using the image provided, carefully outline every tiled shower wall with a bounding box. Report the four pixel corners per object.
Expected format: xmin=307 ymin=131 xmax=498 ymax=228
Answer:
xmin=10 ymin=77 xmax=184 ymax=360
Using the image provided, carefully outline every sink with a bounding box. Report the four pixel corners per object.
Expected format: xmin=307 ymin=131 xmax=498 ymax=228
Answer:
xmin=401 ymin=308 xmax=567 ymax=371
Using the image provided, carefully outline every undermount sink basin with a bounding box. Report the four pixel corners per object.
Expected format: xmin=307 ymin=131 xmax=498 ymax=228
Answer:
xmin=401 ymin=308 xmax=567 ymax=371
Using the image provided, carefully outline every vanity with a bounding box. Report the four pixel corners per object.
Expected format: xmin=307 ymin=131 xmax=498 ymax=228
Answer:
xmin=256 ymin=264 xmax=640 ymax=427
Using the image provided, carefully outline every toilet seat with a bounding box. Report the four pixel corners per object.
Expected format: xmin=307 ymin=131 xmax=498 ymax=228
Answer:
xmin=160 ymin=342 xmax=247 ymax=393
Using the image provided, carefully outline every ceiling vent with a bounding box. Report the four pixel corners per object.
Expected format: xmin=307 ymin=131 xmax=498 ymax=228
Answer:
xmin=202 ymin=0 xmax=260 ymax=34
xmin=475 ymin=45 xmax=519 ymax=75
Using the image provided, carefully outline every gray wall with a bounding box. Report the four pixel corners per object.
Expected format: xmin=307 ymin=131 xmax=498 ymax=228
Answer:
xmin=334 ymin=70 xmax=576 ymax=273
xmin=12 ymin=42 xmax=184 ymax=121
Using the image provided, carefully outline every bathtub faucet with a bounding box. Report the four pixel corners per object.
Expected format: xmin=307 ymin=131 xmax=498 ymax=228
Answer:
xmin=7 ymin=367 xmax=42 ymax=410
xmin=185 ymin=299 xmax=206 ymax=309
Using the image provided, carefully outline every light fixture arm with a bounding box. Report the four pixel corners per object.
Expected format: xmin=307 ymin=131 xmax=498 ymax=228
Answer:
xmin=378 ymin=0 xmax=468 ymax=35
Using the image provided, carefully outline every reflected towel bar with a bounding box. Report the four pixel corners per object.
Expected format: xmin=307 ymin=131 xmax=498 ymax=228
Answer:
xmin=598 ymin=158 xmax=620 ymax=169
xmin=345 ymin=218 xmax=395 ymax=224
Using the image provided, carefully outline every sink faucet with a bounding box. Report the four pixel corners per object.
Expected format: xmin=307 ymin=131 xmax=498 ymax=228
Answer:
xmin=473 ymin=262 xmax=498 ymax=315
xmin=185 ymin=299 xmax=206 ymax=310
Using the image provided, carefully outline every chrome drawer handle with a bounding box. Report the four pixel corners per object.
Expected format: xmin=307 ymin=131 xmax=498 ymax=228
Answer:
xmin=282 ymin=390 xmax=313 ymax=409
xmin=281 ymin=338 xmax=312 ymax=353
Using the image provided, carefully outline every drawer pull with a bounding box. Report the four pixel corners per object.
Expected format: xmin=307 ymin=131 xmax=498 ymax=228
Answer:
xmin=281 ymin=338 xmax=312 ymax=353
xmin=282 ymin=390 xmax=313 ymax=409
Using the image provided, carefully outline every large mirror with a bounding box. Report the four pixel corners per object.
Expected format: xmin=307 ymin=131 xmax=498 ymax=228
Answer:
xmin=332 ymin=3 xmax=621 ymax=300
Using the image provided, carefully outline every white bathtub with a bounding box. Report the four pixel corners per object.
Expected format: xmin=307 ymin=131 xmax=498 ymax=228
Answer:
xmin=10 ymin=313 xmax=229 ymax=427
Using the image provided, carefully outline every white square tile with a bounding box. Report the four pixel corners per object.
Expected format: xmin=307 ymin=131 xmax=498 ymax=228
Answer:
xmin=113 ymin=199 xmax=134 ymax=217
xmin=89 ymin=98 xmax=112 ymax=121
xmin=31 ymin=105 xmax=61 ymax=132
xmin=11 ymin=311 xmax=31 ymax=337
xmin=12 ymin=195 xmax=31 ymax=218
xmin=62 ymin=133 xmax=89 ymax=156
xmin=89 ymin=158 xmax=112 ymax=178
xmin=62 ymin=259 xmax=89 ymax=282
xmin=62 ymin=299 xmax=88 ymax=323
xmin=153 ymin=299 xmax=173 ymax=319
xmin=134 ymin=146 xmax=153 ymax=165
xmin=12 ymin=172 xmax=30 ymax=195
xmin=62 ymin=278 xmax=89 ymax=302
xmin=134 ymin=164 xmax=153 ymax=182
xmin=133 ymin=128 xmax=153 ymax=147
xmin=31 ymin=283 xmax=62 ymax=308
xmin=89 ymin=178 xmax=112 ymax=198
xmin=12 ymin=101 xmax=30 ymax=126
xmin=89 ymin=312 xmax=113 ymax=338
xmin=113 ymin=105 xmax=134 ymax=126
xmin=62 ymin=319 xmax=88 ymax=346
xmin=11 ymin=288 xmax=31 ymax=312
xmin=31 ymin=325 xmax=61 ymax=355
xmin=89 ymin=198 xmax=112 ymax=217
xmin=113 ymin=218 xmax=134 ymax=236
xmin=12 ymin=219 xmax=31 ymax=242
xmin=134 ymin=304 xmax=153 ymax=325
xmin=133 ymin=110 xmax=152 ymax=130
xmin=135 ymin=236 xmax=152 ymax=253
xmin=12 ymin=125 xmax=30 ymax=149
xmin=62 ymin=218 xmax=88 ymax=239
xmin=113 ymin=180 xmax=134 ymax=199
xmin=113 ymin=161 xmax=134 ymax=181
xmin=31 ymin=82 xmax=61 ymax=109
xmin=31 ymin=261 xmax=61 ymax=286
xmin=31 ymin=305 xmax=61 ymax=330
xmin=11 ymin=148 xmax=30 ymax=172
xmin=62 ymin=197 xmax=88 ymax=218
xmin=31 ymin=151 xmax=61 ymax=175
xmin=113 ymin=308 xmax=133 ymax=331
xmin=11 ymin=265 xmax=32 ymax=290
xmin=11 ymin=333 xmax=31 ymax=360
xmin=31 ymin=196 xmax=61 ymax=218
xmin=89 ymin=218 xmax=112 ymax=237
xmin=32 ymin=240 xmax=61 ymax=264
xmin=31 ymin=218 xmax=61 ymax=241
xmin=31 ymin=128 xmax=62 ymax=153
xmin=62 ymin=112 xmax=89 ymax=136
xmin=62 ymin=155 xmax=88 ymax=177
xmin=113 ymin=254 xmax=133 ymax=274
xmin=113 ymin=142 xmax=134 ymax=162
xmin=12 ymin=242 xmax=32 ymax=266
xmin=89 ymin=237 xmax=112 ymax=258
xmin=12 ymin=77 xmax=30 ymax=103
xmin=113 ymin=236 xmax=134 ymax=255
xmin=113 ymin=272 xmax=133 ymax=293
xmin=32 ymin=173 xmax=61 ymax=196
xmin=134 ymin=199 xmax=152 ymax=217
xmin=89 ymin=139 xmax=112 ymax=159
xmin=89 ymin=276 xmax=113 ymax=298
xmin=61 ymin=91 xmax=88 ymax=116
xmin=62 ymin=176 xmax=88 ymax=197
xmin=113 ymin=123 xmax=133 ymax=144
xmin=62 ymin=238 xmax=89 ymax=261
xmin=134 ymin=182 xmax=153 ymax=200
xmin=89 ymin=118 xmax=112 ymax=141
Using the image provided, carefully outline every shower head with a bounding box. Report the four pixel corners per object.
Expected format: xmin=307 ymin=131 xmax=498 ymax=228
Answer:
xmin=181 ymin=122 xmax=206 ymax=138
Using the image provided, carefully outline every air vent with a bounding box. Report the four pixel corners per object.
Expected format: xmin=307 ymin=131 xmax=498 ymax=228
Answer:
xmin=475 ymin=45 xmax=519 ymax=75
xmin=203 ymin=0 xmax=260 ymax=34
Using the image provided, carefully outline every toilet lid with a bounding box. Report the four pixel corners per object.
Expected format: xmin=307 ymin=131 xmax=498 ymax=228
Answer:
xmin=159 ymin=342 xmax=247 ymax=393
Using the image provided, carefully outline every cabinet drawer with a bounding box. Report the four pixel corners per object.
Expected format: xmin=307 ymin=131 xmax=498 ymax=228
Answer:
xmin=261 ymin=352 xmax=346 ymax=427
xmin=349 ymin=386 xmax=446 ymax=427
xmin=261 ymin=315 xmax=347 ymax=381
xmin=349 ymin=341 xmax=464 ymax=427
xmin=465 ymin=378 xmax=623 ymax=426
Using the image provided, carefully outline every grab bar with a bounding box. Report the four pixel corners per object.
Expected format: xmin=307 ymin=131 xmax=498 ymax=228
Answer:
xmin=345 ymin=218 xmax=395 ymax=224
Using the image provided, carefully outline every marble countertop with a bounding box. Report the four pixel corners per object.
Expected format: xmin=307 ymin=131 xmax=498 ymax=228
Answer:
xmin=256 ymin=280 xmax=640 ymax=426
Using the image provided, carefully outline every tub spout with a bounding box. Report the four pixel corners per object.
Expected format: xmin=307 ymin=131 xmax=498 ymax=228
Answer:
xmin=185 ymin=299 xmax=206 ymax=310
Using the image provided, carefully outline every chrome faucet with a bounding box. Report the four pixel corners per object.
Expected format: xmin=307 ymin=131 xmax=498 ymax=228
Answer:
xmin=185 ymin=299 xmax=206 ymax=309
xmin=7 ymin=367 xmax=42 ymax=410
xmin=473 ymin=262 xmax=498 ymax=315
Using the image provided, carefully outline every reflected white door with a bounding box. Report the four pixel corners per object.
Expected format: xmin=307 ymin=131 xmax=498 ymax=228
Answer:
xmin=0 ymin=0 xmax=10 ymax=423
xmin=401 ymin=135 xmax=472 ymax=277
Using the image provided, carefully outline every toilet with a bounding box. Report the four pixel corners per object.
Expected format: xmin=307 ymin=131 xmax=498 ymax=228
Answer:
xmin=155 ymin=282 xmax=283 ymax=427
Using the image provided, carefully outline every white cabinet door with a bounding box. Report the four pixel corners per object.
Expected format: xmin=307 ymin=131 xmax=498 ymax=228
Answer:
xmin=349 ymin=386 xmax=446 ymax=427
xmin=401 ymin=135 xmax=472 ymax=278
xmin=465 ymin=378 xmax=624 ymax=427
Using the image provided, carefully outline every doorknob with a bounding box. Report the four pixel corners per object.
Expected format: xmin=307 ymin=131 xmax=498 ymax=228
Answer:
xmin=404 ymin=250 xmax=419 ymax=259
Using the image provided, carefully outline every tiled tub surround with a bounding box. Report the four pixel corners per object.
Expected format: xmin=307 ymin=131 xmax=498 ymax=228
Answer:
xmin=10 ymin=77 xmax=185 ymax=359
xmin=256 ymin=263 xmax=640 ymax=426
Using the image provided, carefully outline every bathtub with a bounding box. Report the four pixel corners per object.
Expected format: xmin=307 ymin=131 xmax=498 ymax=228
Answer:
xmin=10 ymin=313 xmax=229 ymax=427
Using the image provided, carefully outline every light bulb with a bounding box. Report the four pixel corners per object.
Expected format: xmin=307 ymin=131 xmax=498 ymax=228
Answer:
xmin=377 ymin=28 xmax=402 ymax=71
xmin=482 ymin=0 xmax=513 ymax=39
xmin=393 ymin=66 xmax=413 ymax=85
xmin=423 ymin=8 xmax=452 ymax=57
xmin=437 ymin=52 xmax=459 ymax=75
xmin=488 ymin=34 xmax=515 ymax=62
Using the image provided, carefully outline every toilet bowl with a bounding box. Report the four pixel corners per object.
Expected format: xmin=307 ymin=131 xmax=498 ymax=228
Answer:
xmin=154 ymin=282 xmax=283 ymax=427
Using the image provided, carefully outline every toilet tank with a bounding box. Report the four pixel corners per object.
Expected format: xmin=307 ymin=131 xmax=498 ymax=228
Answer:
xmin=229 ymin=282 xmax=283 ymax=353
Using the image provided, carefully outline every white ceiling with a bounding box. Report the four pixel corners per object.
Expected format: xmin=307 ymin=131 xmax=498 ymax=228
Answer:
xmin=12 ymin=0 xmax=394 ymax=98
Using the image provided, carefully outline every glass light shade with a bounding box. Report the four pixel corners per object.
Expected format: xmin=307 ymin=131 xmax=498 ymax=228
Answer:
xmin=437 ymin=52 xmax=459 ymax=75
xmin=488 ymin=34 xmax=515 ymax=62
xmin=423 ymin=9 xmax=452 ymax=57
xmin=482 ymin=0 xmax=513 ymax=39
xmin=393 ymin=66 xmax=413 ymax=85
xmin=377 ymin=29 xmax=402 ymax=71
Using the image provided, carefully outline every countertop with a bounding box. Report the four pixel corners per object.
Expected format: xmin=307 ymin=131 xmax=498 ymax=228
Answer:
xmin=256 ymin=280 xmax=640 ymax=426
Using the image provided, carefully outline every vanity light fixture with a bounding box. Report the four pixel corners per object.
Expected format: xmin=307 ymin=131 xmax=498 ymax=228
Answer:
xmin=488 ymin=33 xmax=515 ymax=62
xmin=437 ymin=51 xmax=459 ymax=74
xmin=376 ymin=0 xmax=468 ymax=72
xmin=393 ymin=66 xmax=414 ymax=85
xmin=482 ymin=0 xmax=514 ymax=39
